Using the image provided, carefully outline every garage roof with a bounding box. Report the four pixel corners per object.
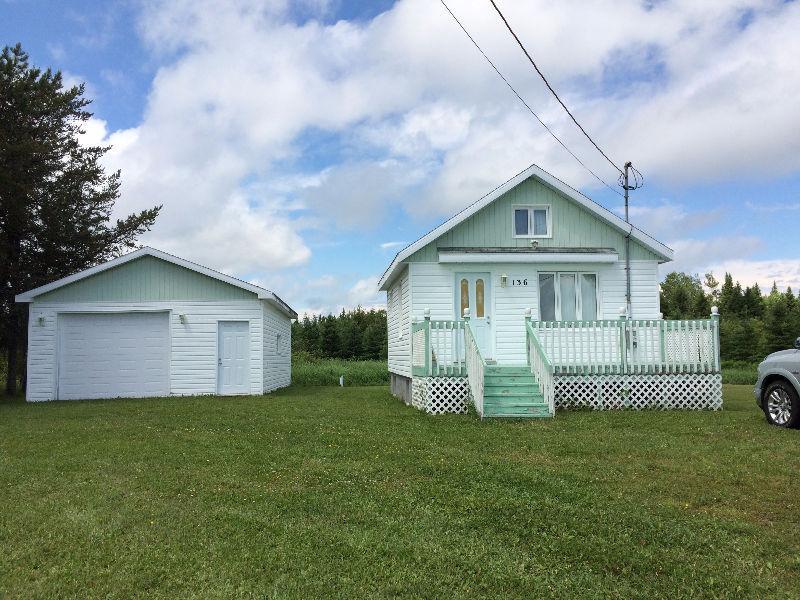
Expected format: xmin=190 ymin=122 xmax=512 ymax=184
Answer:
xmin=15 ymin=247 xmax=298 ymax=319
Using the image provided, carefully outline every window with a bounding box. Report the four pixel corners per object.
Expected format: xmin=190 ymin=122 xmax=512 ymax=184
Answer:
xmin=460 ymin=278 xmax=469 ymax=318
xmin=276 ymin=333 xmax=283 ymax=355
xmin=538 ymin=272 xmax=598 ymax=320
xmin=475 ymin=278 xmax=485 ymax=318
xmin=513 ymin=205 xmax=550 ymax=238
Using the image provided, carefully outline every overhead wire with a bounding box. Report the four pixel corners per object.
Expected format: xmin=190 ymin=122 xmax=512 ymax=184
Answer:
xmin=487 ymin=0 xmax=624 ymax=176
xmin=438 ymin=0 xmax=623 ymax=197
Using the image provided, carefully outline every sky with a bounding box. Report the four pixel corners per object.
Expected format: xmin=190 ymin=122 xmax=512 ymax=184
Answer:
xmin=2 ymin=0 xmax=800 ymax=315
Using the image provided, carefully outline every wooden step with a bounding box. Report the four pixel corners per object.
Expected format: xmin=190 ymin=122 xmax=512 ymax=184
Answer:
xmin=483 ymin=402 xmax=551 ymax=418
xmin=484 ymin=365 xmax=531 ymax=376
xmin=483 ymin=383 xmax=540 ymax=396
xmin=483 ymin=374 xmax=536 ymax=385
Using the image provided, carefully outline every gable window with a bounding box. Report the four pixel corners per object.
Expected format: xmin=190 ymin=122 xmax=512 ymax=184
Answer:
xmin=538 ymin=272 xmax=598 ymax=321
xmin=513 ymin=205 xmax=551 ymax=238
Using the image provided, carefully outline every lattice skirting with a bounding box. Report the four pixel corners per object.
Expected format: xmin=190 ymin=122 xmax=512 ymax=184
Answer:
xmin=555 ymin=373 xmax=723 ymax=411
xmin=411 ymin=377 xmax=470 ymax=415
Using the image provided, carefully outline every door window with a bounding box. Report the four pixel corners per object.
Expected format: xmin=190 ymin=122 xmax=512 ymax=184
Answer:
xmin=475 ymin=279 xmax=485 ymax=318
xmin=460 ymin=278 xmax=469 ymax=318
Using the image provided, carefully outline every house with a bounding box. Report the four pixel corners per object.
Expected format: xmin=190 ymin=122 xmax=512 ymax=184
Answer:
xmin=15 ymin=247 xmax=296 ymax=402
xmin=379 ymin=164 xmax=722 ymax=418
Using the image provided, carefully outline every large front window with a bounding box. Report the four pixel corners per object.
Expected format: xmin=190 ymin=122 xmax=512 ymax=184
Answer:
xmin=538 ymin=272 xmax=598 ymax=320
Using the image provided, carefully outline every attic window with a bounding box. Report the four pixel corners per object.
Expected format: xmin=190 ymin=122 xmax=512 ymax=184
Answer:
xmin=513 ymin=205 xmax=550 ymax=238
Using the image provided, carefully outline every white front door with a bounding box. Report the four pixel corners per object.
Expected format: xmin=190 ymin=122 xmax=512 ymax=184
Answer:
xmin=218 ymin=321 xmax=250 ymax=395
xmin=456 ymin=273 xmax=492 ymax=358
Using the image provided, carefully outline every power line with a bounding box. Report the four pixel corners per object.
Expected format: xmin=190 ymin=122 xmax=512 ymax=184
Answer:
xmin=439 ymin=0 xmax=623 ymax=197
xmin=487 ymin=0 xmax=623 ymax=175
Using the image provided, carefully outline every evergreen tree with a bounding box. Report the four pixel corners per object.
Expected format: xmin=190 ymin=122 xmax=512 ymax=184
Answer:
xmin=318 ymin=316 xmax=339 ymax=357
xmin=0 ymin=44 xmax=160 ymax=393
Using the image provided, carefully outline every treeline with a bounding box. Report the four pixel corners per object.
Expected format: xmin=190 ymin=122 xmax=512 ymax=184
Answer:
xmin=292 ymin=308 xmax=388 ymax=360
xmin=661 ymin=272 xmax=800 ymax=362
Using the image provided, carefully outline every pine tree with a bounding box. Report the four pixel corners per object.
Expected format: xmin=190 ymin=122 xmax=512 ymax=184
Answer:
xmin=0 ymin=44 xmax=160 ymax=393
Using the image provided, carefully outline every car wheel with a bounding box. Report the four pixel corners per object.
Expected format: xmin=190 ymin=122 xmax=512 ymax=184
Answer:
xmin=763 ymin=380 xmax=800 ymax=428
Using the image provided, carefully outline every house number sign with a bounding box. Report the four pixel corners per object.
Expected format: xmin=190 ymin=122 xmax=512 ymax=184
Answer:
xmin=510 ymin=277 xmax=529 ymax=286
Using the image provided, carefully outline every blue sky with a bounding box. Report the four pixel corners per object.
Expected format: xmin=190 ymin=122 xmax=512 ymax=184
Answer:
xmin=3 ymin=0 xmax=799 ymax=313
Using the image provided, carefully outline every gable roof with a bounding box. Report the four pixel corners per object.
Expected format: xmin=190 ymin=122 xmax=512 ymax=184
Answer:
xmin=378 ymin=163 xmax=673 ymax=290
xmin=15 ymin=246 xmax=298 ymax=319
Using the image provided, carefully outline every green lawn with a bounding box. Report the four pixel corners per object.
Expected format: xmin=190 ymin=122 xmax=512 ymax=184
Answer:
xmin=1 ymin=386 xmax=798 ymax=599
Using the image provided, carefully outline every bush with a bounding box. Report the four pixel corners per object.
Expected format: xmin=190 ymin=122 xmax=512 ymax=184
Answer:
xmin=291 ymin=352 xmax=389 ymax=386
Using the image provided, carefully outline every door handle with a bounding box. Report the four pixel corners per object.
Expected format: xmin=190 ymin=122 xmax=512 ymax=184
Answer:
xmin=218 ymin=358 xmax=222 ymax=365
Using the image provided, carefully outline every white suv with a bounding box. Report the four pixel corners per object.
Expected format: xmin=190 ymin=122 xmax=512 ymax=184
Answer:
xmin=754 ymin=337 xmax=800 ymax=428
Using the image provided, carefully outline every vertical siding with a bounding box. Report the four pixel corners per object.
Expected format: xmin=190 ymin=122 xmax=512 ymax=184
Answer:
xmin=263 ymin=301 xmax=292 ymax=392
xmin=36 ymin=255 xmax=257 ymax=302
xmin=408 ymin=260 xmax=661 ymax=365
xmin=26 ymin=300 xmax=265 ymax=401
xmin=387 ymin=266 xmax=411 ymax=377
xmin=407 ymin=177 xmax=660 ymax=262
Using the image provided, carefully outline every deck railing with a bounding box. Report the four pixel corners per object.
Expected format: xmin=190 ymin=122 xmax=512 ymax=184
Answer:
xmin=411 ymin=308 xmax=722 ymax=378
xmin=411 ymin=311 xmax=466 ymax=376
xmin=525 ymin=312 xmax=554 ymax=415
xmin=530 ymin=309 xmax=721 ymax=375
xmin=463 ymin=310 xmax=486 ymax=418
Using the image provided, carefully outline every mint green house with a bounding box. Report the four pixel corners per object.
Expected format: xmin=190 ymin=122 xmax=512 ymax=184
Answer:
xmin=379 ymin=164 xmax=722 ymax=418
xmin=16 ymin=247 xmax=296 ymax=402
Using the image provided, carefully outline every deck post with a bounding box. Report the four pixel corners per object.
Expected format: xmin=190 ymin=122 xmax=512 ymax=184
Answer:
xmin=711 ymin=306 xmax=721 ymax=372
xmin=619 ymin=307 xmax=628 ymax=374
xmin=524 ymin=308 xmax=532 ymax=367
xmin=424 ymin=309 xmax=432 ymax=376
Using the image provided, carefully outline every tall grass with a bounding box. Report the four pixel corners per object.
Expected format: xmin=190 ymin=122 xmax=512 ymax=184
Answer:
xmin=721 ymin=360 xmax=759 ymax=385
xmin=291 ymin=352 xmax=388 ymax=386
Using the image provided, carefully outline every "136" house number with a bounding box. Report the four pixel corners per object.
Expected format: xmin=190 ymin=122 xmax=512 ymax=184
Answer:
xmin=511 ymin=278 xmax=529 ymax=286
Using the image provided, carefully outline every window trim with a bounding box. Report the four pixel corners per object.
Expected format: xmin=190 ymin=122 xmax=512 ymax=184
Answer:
xmin=537 ymin=271 xmax=600 ymax=321
xmin=512 ymin=204 xmax=552 ymax=239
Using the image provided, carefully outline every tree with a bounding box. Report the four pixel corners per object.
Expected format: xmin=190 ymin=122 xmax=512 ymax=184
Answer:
xmin=0 ymin=44 xmax=160 ymax=393
xmin=660 ymin=272 xmax=709 ymax=319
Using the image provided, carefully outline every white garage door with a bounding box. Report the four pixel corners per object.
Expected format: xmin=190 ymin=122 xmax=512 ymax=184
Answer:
xmin=58 ymin=312 xmax=170 ymax=400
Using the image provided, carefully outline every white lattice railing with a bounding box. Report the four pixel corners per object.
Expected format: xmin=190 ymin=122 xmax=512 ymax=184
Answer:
xmin=529 ymin=309 xmax=721 ymax=375
xmin=525 ymin=313 xmax=554 ymax=416
xmin=411 ymin=312 xmax=466 ymax=376
xmin=463 ymin=310 xmax=485 ymax=418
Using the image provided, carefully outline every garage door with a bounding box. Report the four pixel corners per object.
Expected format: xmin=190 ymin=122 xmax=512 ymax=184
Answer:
xmin=58 ymin=312 xmax=170 ymax=400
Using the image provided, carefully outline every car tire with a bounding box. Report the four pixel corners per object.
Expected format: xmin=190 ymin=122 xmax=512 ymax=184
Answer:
xmin=762 ymin=380 xmax=800 ymax=428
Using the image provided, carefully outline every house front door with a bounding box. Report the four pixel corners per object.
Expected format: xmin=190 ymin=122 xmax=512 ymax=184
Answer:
xmin=456 ymin=273 xmax=492 ymax=358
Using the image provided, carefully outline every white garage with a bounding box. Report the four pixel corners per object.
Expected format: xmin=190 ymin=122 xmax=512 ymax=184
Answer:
xmin=16 ymin=247 xmax=297 ymax=402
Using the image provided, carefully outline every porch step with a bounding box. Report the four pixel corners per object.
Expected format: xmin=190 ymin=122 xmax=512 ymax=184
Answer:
xmin=483 ymin=374 xmax=536 ymax=385
xmin=484 ymin=365 xmax=531 ymax=376
xmin=483 ymin=401 xmax=551 ymax=418
xmin=480 ymin=364 xmax=552 ymax=419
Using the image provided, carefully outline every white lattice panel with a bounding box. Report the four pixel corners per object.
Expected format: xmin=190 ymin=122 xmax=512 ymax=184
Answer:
xmin=411 ymin=377 xmax=470 ymax=415
xmin=554 ymin=373 xmax=722 ymax=411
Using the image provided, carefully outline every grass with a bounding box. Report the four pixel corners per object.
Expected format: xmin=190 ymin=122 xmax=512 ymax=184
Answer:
xmin=1 ymin=385 xmax=798 ymax=599
xmin=721 ymin=360 xmax=759 ymax=385
xmin=291 ymin=353 xmax=388 ymax=386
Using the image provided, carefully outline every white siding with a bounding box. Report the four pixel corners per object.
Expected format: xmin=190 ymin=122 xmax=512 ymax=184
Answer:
xmin=263 ymin=301 xmax=291 ymax=392
xmin=407 ymin=260 xmax=661 ymax=365
xmin=387 ymin=266 xmax=411 ymax=377
xmin=25 ymin=300 xmax=265 ymax=402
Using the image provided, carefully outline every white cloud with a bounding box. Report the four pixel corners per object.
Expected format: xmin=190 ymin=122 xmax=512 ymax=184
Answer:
xmin=660 ymin=235 xmax=763 ymax=279
xmin=704 ymin=259 xmax=800 ymax=292
xmin=75 ymin=0 xmax=800 ymax=309
xmin=380 ymin=241 xmax=406 ymax=250
xmin=745 ymin=200 xmax=800 ymax=213
xmin=625 ymin=202 xmax=722 ymax=241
